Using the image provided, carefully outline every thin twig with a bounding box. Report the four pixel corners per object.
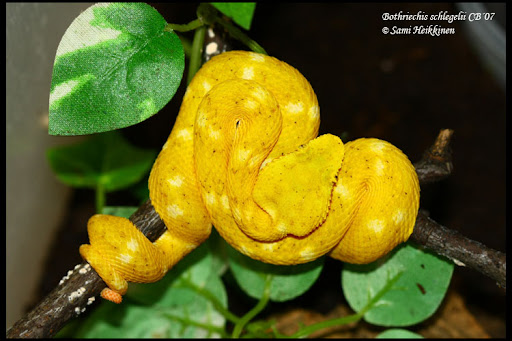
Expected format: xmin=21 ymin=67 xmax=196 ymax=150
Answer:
xmin=410 ymin=210 xmax=506 ymax=289
xmin=414 ymin=128 xmax=454 ymax=185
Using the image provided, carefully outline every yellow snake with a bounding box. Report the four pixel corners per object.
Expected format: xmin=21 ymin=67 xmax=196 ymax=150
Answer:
xmin=80 ymin=51 xmax=420 ymax=303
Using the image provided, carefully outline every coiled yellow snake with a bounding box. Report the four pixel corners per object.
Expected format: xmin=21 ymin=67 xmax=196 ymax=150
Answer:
xmin=80 ymin=51 xmax=420 ymax=303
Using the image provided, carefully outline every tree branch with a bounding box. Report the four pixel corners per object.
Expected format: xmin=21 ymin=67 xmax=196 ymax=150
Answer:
xmin=6 ymin=200 xmax=164 ymax=338
xmin=414 ymin=128 xmax=454 ymax=185
xmin=411 ymin=210 xmax=506 ymax=289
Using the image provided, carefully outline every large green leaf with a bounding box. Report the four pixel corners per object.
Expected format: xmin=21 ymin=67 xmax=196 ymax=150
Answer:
xmin=49 ymin=3 xmax=184 ymax=135
xmin=211 ymin=2 xmax=256 ymax=30
xmin=227 ymin=244 xmax=324 ymax=302
xmin=46 ymin=131 xmax=156 ymax=192
xmin=342 ymin=242 xmax=454 ymax=327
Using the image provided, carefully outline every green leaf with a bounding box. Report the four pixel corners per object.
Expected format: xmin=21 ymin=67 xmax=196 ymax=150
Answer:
xmin=101 ymin=206 xmax=138 ymax=218
xmin=49 ymin=3 xmax=184 ymax=135
xmin=75 ymin=244 xmax=227 ymax=338
xmin=376 ymin=328 xmax=424 ymax=338
xmin=126 ymin=243 xmax=223 ymax=305
xmin=46 ymin=131 xmax=156 ymax=192
xmin=207 ymin=229 xmax=230 ymax=277
xmin=342 ymin=242 xmax=454 ymax=327
xmin=129 ymin=173 xmax=151 ymax=203
xmin=74 ymin=303 xmax=173 ymax=338
xmin=227 ymin=244 xmax=324 ymax=302
xmin=211 ymin=2 xmax=256 ymax=30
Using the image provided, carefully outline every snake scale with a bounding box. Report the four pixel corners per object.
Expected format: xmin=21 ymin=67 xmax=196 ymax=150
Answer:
xmin=80 ymin=51 xmax=420 ymax=303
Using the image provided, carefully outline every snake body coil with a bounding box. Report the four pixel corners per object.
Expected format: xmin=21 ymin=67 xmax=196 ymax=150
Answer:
xmin=80 ymin=51 xmax=420 ymax=303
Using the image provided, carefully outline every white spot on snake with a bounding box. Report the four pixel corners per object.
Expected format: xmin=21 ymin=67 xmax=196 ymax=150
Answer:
xmin=205 ymin=192 xmax=217 ymax=206
xmin=118 ymin=253 xmax=133 ymax=264
xmin=334 ymin=182 xmax=350 ymax=198
xmin=206 ymin=42 xmax=218 ymax=55
xmin=183 ymin=86 xmax=191 ymax=99
xmin=126 ymin=238 xmax=139 ymax=252
xmin=232 ymin=206 xmax=242 ymax=220
xmin=248 ymin=155 xmax=261 ymax=168
xmin=244 ymin=209 xmax=253 ymax=221
xmin=208 ymin=127 xmax=221 ymax=139
xmin=260 ymin=158 xmax=273 ymax=170
xmin=265 ymin=207 xmax=277 ymax=218
xmin=300 ymin=248 xmax=317 ymax=261
xmin=197 ymin=111 xmax=207 ymax=128
xmin=370 ymin=141 xmax=387 ymax=153
xmin=308 ymin=104 xmax=320 ymax=120
xmin=239 ymin=245 xmax=249 ymax=255
xmin=393 ymin=210 xmax=405 ymax=224
xmin=242 ymin=67 xmax=254 ymax=80
xmin=237 ymin=148 xmax=251 ymax=162
xmin=263 ymin=243 xmax=275 ymax=252
xmin=250 ymin=53 xmax=265 ymax=62
xmin=176 ymin=128 xmax=192 ymax=140
xmin=185 ymin=243 xmax=197 ymax=251
xmin=285 ymin=101 xmax=304 ymax=114
xmin=168 ymin=204 xmax=184 ymax=218
xmin=368 ymin=219 xmax=385 ymax=234
xmin=252 ymin=87 xmax=268 ymax=101
xmin=374 ymin=159 xmax=385 ymax=176
xmin=244 ymin=99 xmax=258 ymax=110
xmin=168 ymin=175 xmax=184 ymax=187
xmin=276 ymin=222 xmax=288 ymax=233
xmin=221 ymin=194 xmax=230 ymax=210
xmin=203 ymin=80 xmax=212 ymax=93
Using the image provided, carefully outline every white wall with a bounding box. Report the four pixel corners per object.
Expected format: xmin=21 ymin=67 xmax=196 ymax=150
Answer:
xmin=6 ymin=3 xmax=94 ymax=329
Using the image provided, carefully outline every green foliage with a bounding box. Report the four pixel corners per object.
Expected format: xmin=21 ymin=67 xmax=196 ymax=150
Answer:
xmin=228 ymin=244 xmax=324 ymax=302
xmin=71 ymin=243 xmax=228 ymax=338
xmin=101 ymin=206 xmax=138 ymax=218
xmin=46 ymin=131 xmax=156 ymax=192
xmin=211 ymin=2 xmax=256 ymax=30
xmin=48 ymin=2 xmax=261 ymax=136
xmin=48 ymin=2 xmax=453 ymax=338
xmin=376 ymin=328 xmax=424 ymax=338
xmin=342 ymin=243 xmax=454 ymax=327
xmin=49 ymin=3 xmax=184 ymax=136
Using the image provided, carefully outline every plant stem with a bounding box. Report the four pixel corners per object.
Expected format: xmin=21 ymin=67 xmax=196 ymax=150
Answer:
xmin=214 ymin=17 xmax=267 ymax=55
xmin=161 ymin=311 xmax=229 ymax=338
xmin=177 ymin=34 xmax=192 ymax=58
xmin=180 ymin=278 xmax=240 ymax=324
xmin=232 ymin=274 xmax=272 ymax=338
xmin=187 ymin=25 xmax=206 ymax=85
xmin=284 ymin=271 xmax=404 ymax=338
xmin=285 ymin=313 xmax=362 ymax=339
xmin=165 ymin=19 xmax=204 ymax=33
xmin=95 ymin=182 xmax=105 ymax=213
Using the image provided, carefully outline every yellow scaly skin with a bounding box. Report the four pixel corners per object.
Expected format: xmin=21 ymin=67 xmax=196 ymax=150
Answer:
xmin=80 ymin=51 xmax=420 ymax=303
